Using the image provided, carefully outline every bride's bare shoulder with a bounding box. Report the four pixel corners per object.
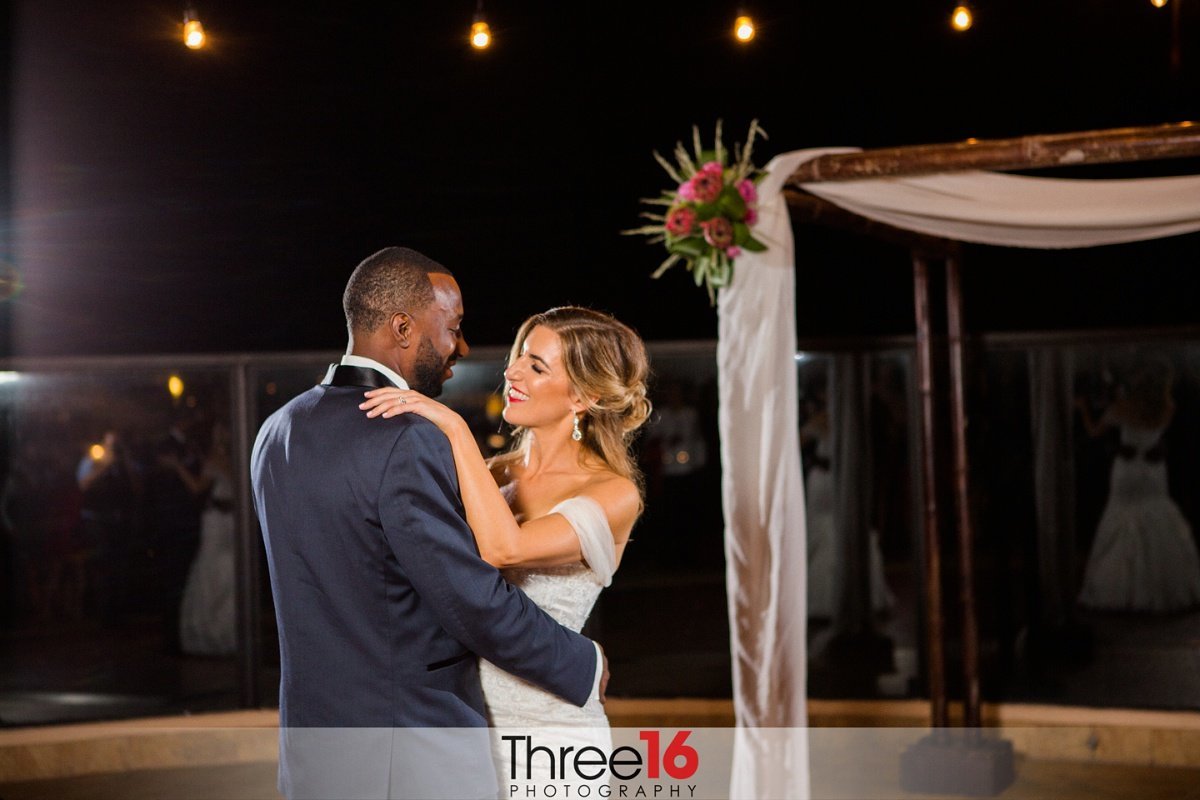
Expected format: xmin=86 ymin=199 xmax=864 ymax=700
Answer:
xmin=578 ymin=472 xmax=641 ymax=536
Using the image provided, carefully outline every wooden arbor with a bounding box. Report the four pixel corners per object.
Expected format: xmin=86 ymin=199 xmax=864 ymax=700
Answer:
xmin=784 ymin=122 xmax=1200 ymax=793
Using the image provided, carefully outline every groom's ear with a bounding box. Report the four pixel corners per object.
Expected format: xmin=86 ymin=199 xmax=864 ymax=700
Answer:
xmin=391 ymin=312 xmax=414 ymax=348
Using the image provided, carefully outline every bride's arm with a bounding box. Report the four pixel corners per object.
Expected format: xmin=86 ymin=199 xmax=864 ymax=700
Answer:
xmin=361 ymin=388 xmax=638 ymax=569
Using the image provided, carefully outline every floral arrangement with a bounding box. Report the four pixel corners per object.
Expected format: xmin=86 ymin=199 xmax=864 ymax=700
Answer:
xmin=626 ymin=120 xmax=768 ymax=304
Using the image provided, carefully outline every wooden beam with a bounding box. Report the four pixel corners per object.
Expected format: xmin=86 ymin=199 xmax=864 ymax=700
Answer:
xmin=788 ymin=121 xmax=1200 ymax=184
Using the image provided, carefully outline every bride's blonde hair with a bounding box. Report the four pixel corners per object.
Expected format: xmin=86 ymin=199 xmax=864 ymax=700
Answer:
xmin=496 ymin=307 xmax=652 ymax=494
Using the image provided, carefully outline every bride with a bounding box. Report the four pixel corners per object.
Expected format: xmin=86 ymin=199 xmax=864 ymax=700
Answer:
xmin=360 ymin=305 xmax=651 ymax=789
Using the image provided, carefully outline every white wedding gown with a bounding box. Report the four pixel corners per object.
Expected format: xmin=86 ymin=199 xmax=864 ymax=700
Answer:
xmin=805 ymin=435 xmax=893 ymax=619
xmin=1078 ymin=424 xmax=1200 ymax=612
xmin=480 ymin=494 xmax=617 ymax=793
xmin=179 ymin=469 xmax=237 ymax=655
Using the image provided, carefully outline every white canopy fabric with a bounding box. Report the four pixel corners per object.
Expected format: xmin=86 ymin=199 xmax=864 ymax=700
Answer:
xmin=801 ymin=160 xmax=1200 ymax=248
xmin=717 ymin=148 xmax=1200 ymax=799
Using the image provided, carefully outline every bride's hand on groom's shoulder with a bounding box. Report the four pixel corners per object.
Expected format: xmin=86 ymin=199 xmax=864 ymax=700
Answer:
xmin=360 ymin=388 xmax=466 ymax=437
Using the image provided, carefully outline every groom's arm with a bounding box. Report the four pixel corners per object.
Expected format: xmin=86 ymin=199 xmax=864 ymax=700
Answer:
xmin=379 ymin=419 xmax=597 ymax=707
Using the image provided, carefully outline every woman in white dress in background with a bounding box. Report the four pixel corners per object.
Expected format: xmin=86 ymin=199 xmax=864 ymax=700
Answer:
xmin=361 ymin=306 xmax=650 ymax=791
xmin=801 ymin=387 xmax=893 ymax=619
xmin=178 ymin=421 xmax=237 ymax=655
xmin=1076 ymin=364 xmax=1200 ymax=612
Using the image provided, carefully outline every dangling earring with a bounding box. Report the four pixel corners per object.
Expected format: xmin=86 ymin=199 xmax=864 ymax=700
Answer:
xmin=572 ymin=414 xmax=583 ymax=442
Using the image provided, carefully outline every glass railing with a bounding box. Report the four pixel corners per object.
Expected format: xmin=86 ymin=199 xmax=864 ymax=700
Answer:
xmin=2 ymin=330 xmax=1198 ymax=726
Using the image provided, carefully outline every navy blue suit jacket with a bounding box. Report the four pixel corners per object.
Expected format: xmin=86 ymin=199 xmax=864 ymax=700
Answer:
xmin=251 ymin=370 xmax=597 ymax=797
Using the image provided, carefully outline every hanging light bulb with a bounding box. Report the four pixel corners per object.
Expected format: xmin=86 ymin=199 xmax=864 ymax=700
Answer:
xmin=951 ymin=5 xmax=973 ymax=32
xmin=470 ymin=21 xmax=491 ymax=49
xmin=1150 ymin=0 xmax=1168 ymax=8
xmin=168 ymin=374 xmax=185 ymax=400
xmin=183 ymin=6 xmax=206 ymax=49
xmin=470 ymin=1 xmax=491 ymax=49
xmin=734 ymin=14 xmax=756 ymax=43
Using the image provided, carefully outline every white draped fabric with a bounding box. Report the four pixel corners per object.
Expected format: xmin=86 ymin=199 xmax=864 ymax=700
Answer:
xmin=718 ymin=149 xmax=845 ymax=800
xmin=718 ymin=147 xmax=1200 ymax=799
xmin=802 ymin=163 xmax=1200 ymax=248
xmin=549 ymin=495 xmax=617 ymax=587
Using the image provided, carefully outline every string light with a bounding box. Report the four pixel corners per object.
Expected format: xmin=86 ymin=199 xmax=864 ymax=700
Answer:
xmin=1150 ymin=0 xmax=1168 ymax=8
xmin=734 ymin=14 xmax=756 ymax=43
xmin=470 ymin=21 xmax=491 ymax=49
xmin=168 ymin=374 xmax=185 ymax=399
xmin=951 ymin=4 xmax=974 ymax=32
xmin=90 ymin=444 xmax=107 ymax=461
xmin=183 ymin=6 xmax=207 ymax=50
xmin=470 ymin=1 xmax=491 ymax=49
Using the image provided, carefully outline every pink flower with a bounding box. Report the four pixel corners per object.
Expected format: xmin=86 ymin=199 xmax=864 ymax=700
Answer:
xmin=702 ymin=161 xmax=724 ymax=176
xmin=665 ymin=207 xmax=697 ymax=237
xmin=725 ymin=246 xmax=742 ymax=258
xmin=737 ymin=179 xmax=758 ymax=204
xmin=701 ymin=217 xmax=734 ymax=248
xmin=745 ymin=208 xmax=758 ymax=226
xmin=690 ymin=172 xmax=722 ymax=204
xmin=677 ymin=182 xmax=697 ymax=202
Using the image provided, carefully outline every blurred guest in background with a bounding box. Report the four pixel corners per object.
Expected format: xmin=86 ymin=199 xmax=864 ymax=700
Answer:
xmin=1076 ymin=362 xmax=1200 ymax=611
xmin=149 ymin=414 xmax=205 ymax=652
xmin=76 ymin=430 xmax=142 ymax=623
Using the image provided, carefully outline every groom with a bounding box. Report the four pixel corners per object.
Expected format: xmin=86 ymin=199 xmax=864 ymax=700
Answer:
xmin=252 ymin=247 xmax=605 ymax=799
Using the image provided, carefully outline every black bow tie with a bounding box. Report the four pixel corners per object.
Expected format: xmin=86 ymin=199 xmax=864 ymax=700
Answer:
xmin=322 ymin=364 xmax=397 ymax=390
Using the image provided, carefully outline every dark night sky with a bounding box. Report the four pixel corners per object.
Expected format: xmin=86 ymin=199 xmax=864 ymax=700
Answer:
xmin=5 ymin=1 xmax=1199 ymax=356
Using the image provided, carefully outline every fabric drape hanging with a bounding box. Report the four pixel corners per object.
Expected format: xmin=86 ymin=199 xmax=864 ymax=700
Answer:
xmin=800 ymin=167 xmax=1200 ymax=249
xmin=718 ymin=149 xmax=849 ymax=800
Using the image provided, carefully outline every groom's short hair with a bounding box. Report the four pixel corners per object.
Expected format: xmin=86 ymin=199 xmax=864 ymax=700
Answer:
xmin=343 ymin=247 xmax=454 ymax=332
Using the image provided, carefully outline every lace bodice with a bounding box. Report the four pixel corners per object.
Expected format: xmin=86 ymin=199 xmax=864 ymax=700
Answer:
xmin=481 ymin=495 xmax=616 ymax=727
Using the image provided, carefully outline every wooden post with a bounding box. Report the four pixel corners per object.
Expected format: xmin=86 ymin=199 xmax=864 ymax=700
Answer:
xmin=945 ymin=256 xmax=982 ymax=731
xmin=911 ymin=254 xmax=948 ymax=730
xmin=900 ymin=256 xmax=1016 ymax=795
xmin=787 ymin=122 xmax=1200 ymax=184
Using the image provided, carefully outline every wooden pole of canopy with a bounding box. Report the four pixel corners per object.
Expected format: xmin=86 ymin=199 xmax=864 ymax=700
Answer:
xmin=786 ymin=121 xmax=1200 ymax=184
xmin=912 ymin=255 xmax=949 ymax=732
xmin=945 ymin=256 xmax=982 ymax=731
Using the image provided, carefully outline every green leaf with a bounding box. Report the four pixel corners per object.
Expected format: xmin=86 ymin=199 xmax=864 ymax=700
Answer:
xmin=733 ymin=221 xmax=751 ymax=246
xmin=742 ymin=235 xmax=768 ymax=253
xmin=693 ymin=256 xmax=708 ymax=286
xmin=712 ymin=260 xmax=731 ymax=287
xmin=693 ymin=202 xmax=719 ymax=221
xmin=667 ymin=237 xmax=706 ymax=258
xmin=717 ymin=188 xmax=747 ymax=219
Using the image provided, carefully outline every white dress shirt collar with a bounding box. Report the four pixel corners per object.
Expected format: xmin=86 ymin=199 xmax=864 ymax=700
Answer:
xmin=324 ymin=354 xmax=410 ymax=390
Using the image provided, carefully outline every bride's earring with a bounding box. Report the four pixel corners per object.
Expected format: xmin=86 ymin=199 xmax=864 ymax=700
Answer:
xmin=572 ymin=414 xmax=583 ymax=442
